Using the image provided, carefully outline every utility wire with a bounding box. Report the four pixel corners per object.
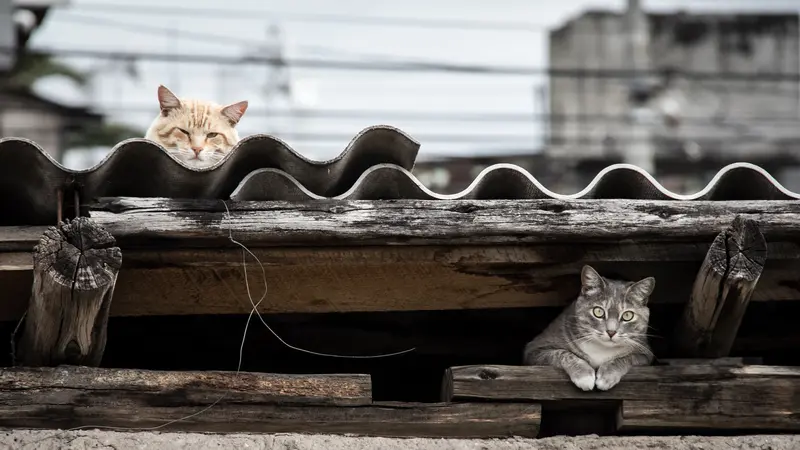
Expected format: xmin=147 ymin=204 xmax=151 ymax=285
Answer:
xmin=7 ymin=125 xmax=794 ymax=146
xmin=55 ymin=13 xmax=423 ymax=63
xmin=104 ymin=105 xmax=800 ymax=125
xmin=6 ymin=46 xmax=800 ymax=81
xmin=59 ymin=3 xmax=552 ymax=32
xmin=58 ymin=1 xmax=796 ymax=32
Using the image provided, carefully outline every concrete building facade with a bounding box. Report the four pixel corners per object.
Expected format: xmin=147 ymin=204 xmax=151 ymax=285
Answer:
xmin=547 ymin=0 xmax=800 ymax=190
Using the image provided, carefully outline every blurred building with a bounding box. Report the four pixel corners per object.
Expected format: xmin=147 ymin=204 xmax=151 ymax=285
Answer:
xmin=0 ymin=0 xmax=104 ymax=162
xmin=0 ymin=87 xmax=102 ymax=161
xmin=547 ymin=0 xmax=800 ymax=192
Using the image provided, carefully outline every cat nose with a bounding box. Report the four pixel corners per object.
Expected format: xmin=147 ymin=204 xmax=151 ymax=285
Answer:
xmin=607 ymin=330 xmax=616 ymax=338
xmin=191 ymin=146 xmax=203 ymax=155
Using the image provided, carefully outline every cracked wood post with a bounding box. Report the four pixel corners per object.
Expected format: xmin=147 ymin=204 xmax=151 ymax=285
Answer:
xmin=673 ymin=215 xmax=766 ymax=358
xmin=19 ymin=217 xmax=123 ymax=367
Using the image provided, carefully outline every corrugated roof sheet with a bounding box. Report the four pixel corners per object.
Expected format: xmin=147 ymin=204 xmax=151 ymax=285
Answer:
xmin=0 ymin=125 xmax=798 ymax=226
xmin=231 ymin=161 xmax=800 ymax=201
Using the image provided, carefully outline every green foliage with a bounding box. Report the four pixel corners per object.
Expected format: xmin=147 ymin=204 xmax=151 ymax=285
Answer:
xmin=4 ymin=52 xmax=88 ymax=88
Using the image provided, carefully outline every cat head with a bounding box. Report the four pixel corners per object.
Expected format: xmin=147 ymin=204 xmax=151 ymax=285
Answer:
xmin=145 ymin=85 xmax=248 ymax=168
xmin=573 ymin=265 xmax=655 ymax=347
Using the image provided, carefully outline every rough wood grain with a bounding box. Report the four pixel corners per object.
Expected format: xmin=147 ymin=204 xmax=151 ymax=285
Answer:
xmin=659 ymin=357 xmax=763 ymax=366
xmin=83 ymin=197 xmax=800 ymax=247
xmin=0 ymin=366 xmax=539 ymax=437
xmin=0 ymin=365 xmax=371 ymax=406
xmin=0 ymin=199 xmax=795 ymax=319
xmin=19 ymin=218 xmax=123 ymax=366
xmin=444 ymin=365 xmax=800 ymax=431
xmin=674 ymin=216 xmax=767 ymax=357
xmin=0 ymin=246 xmax=798 ymax=320
xmin=0 ymin=402 xmax=541 ymax=437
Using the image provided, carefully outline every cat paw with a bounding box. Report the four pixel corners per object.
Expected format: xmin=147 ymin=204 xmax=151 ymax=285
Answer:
xmin=595 ymin=366 xmax=624 ymax=391
xmin=567 ymin=368 xmax=596 ymax=391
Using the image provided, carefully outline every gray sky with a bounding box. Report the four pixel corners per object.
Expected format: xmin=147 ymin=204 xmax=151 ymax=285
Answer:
xmin=30 ymin=0 xmax=800 ymax=161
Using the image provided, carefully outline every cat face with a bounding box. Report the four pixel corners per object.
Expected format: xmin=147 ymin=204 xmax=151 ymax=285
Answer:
xmin=145 ymin=85 xmax=248 ymax=169
xmin=574 ymin=265 xmax=654 ymax=347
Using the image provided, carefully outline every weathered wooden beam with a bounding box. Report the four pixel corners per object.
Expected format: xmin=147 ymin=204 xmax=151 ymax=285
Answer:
xmin=444 ymin=365 xmax=800 ymax=431
xmin=0 ymin=366 xmax=539 ymax=437
xmin=18 ymin=218 xmax=122 ymax=366
xmin=674 ymin=216 xmax=767 ymax=358
xmin=0 ymin=366 xmax=372 ymax=405
xmin=659 ymin=357 xmax=763 ymax=366
xmin=0 ymin=199 xmax=794 ymax=319
xmin=83 ymin=198 xmax=800 ymax=247
xmin=0 ymin=244 xmax=798 ymax=320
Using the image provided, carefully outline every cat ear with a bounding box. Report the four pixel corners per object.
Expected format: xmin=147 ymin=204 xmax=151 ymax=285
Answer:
xmin=221 ymin=100 xmax=248 ymax=126
xmin=580 ymin=265 xmax=604 ymax=294
xmin=627 ymin=277 xmax=656 ymax=305
xmin=157 ymin=85 xmax=181 ymax=115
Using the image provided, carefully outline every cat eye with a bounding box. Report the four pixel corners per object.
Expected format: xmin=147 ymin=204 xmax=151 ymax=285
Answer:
xmin=206 ymin=132 xmax=220 ymax=138
xmin=176 ymin=128 xmax=190 ymax=136
xmin=621 ymin=311 xmax=635 ymax=321
xmin=591 ymin=307 xmax=605 ymax=318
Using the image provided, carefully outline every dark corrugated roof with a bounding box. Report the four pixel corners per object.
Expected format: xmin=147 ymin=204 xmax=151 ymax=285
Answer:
xmin=0 ymin=125 xmax=797 ymax=226
xmin=0 ymin=125 xmax=419 ymax=224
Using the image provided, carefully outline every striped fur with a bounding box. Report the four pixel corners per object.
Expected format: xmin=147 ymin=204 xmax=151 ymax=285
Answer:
xmin=523 ymin=265 xmax=655 ymax=391
xmin=145 ymin=85 xmax=248 ymax=169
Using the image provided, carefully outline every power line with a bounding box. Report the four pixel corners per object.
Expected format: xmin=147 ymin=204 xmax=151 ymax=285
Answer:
xmin=58 ymin=3 xmax=552 ymax=32
xmin=55 ymin=13 xmax=258 ymax=47
xmin=106 ymin=104 xmax=800 ymax=126
xmin=11 ymin=126 xmax=790 ymax=148
xmin=55 ymin=13 xmax=419 ymax=63
xmin=57 ymin=2 xmax=798 ymax=33
xmin=8 ymin=46 xmax=800 ymax=81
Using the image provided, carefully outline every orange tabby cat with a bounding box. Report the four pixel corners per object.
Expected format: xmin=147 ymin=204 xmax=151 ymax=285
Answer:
xmin=145 ymin=85 xmax=248 ymax=168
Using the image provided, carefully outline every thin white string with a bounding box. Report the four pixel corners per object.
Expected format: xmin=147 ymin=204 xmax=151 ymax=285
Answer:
xmin=220 ymin=199 xmax=415 ymax=359
xmin=19 ymin=199 xmax=415 ymax=447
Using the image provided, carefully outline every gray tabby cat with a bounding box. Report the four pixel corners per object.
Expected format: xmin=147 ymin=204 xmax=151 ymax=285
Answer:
xmin=523 ymin=265 xmax=655 ymax=391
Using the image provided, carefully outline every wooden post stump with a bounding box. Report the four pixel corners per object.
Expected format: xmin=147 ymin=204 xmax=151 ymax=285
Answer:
xmin=674 ymin=215 xmax=766 ymax=358
xmin=19 ymin=217 xmax=122 ymax=366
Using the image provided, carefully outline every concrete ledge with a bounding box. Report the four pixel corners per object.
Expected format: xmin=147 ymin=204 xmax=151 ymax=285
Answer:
xmin=2 ymin=430 xmax=799 ymax=450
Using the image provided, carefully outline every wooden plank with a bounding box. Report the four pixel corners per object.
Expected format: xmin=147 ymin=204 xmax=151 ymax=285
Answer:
xmin=444 ymin=364 xmax=800 ymax=431
xmin=80 ymin=198 xmax=800 ymax=247
xmin=0 ymin=366 xmax=371 ymax=406
xmin=0 ymin=198 xmax=792 ymax=318
xmin=674 ymin=216 xmax=767 ymax=358
xmin=0 ymin=366 xmax=538 ymax=437
xmin=19 ymin=218 xmax=123 ymax=367
xmin=0 ymin=246 xmax=799 ymax=320
xmin=0 ymin=402 xmax=541 ymax=437
xmin=659 ymin=357 xmax=763 ymax=366
xmin=0 ymin=253 xmax=33 ymax=271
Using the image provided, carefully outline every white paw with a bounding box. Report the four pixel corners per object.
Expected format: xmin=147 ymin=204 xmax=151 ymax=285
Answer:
xmin=595 ymin=370 xmax=622 ymax=391
xmin=570 ymin=371 xmax=596 ymax=391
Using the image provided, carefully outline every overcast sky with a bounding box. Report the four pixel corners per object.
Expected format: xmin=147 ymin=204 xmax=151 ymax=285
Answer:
xmin=29 ymin=0 xmax=800 ymax=162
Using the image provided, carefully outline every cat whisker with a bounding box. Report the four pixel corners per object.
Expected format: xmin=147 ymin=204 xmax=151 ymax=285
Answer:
xmin=626 ymin=339 xmax=655 ymax=358
xmin=627 ymin=332 xmax=663 ymax=339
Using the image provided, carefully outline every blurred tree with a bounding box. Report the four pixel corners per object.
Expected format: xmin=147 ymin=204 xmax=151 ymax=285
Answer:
xmin=2 ymin=52 xmax=144 ymax=147
xmin=2 ymin=52 xmax=88 ymax=88
xmin=65 ymin=122 xmax=143 ymax=148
